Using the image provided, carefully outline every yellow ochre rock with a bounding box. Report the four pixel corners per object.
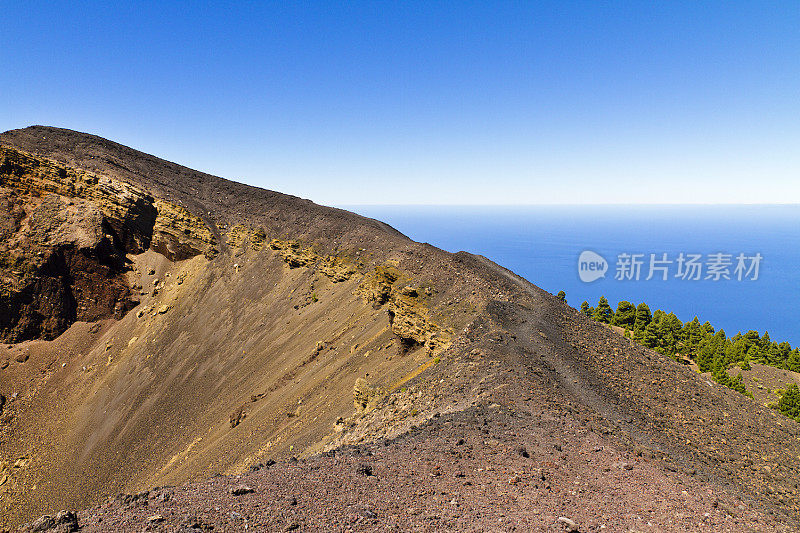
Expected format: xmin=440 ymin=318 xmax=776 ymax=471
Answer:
xmin=0 ymin=147 xmax=218 ymax=260
xmin=319 ymin=255 xmax=357 ymax=282
xmin=269 ymin=239 xmax=318 ymax=268
xmin=151 ymin=199 xmax=218 ymax=260
xmin=353 ymin=378 xmax=385 ymax=413
xmin=226 ymin=225 xmax=269 ymax=252
xmin=388 ymin=286 xmax=451 ymax=354
xmin=359 ymin=264 xmax=451 ymax=354
xmin=0 ymin=147 xmax=156 ymax=253
xmin=267 ymin=238 xmax=356 ymax=282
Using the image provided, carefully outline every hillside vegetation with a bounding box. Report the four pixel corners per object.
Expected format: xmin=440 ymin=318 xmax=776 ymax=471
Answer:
xmin=579 ymin=294 xmax=800 ymax=417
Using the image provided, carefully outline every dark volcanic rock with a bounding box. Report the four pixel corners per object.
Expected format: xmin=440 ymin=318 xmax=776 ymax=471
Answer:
xmin=0 ymin=143 xmax=217 ymax=342
xmin=0 ymin=193 xmax=136 ymax=342
xmin=229 ymin=485 xmax=255 ymax=496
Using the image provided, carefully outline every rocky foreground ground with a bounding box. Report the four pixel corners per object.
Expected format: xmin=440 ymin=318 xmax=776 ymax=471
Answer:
xmin=32 ymin=404 xmax=790 ymax=532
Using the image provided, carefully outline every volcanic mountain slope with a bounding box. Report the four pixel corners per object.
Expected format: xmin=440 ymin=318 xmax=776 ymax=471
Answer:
xmin=0 ymin=126 xmax=799 ymax=532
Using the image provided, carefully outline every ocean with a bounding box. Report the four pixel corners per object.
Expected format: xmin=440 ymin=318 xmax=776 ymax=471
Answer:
xmin=343 ymin=205 xmax=800 ymax=347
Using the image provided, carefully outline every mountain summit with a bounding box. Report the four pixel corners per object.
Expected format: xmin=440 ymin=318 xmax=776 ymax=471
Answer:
xmin=1 ymin=126 xmax=798 ymax=531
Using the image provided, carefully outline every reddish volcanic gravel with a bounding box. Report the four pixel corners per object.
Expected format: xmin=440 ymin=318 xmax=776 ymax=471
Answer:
xmin=76 ymin=405 xmax=787 ymax=532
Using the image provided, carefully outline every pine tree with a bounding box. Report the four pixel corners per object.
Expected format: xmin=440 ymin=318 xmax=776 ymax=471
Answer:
xmin=642 ymin=322 xmax=659 ymax=349
xmin=696 ymin=331 xmax=726 ymax=373
xmin=740 ymin=353 xmax=751 ymax=371
xmin=682 ymin=317 xmax=702 ymax=353
xmin=777 ymin=342 xmax=792 ymax=366
xmin=593 ymin=296 xmax=613 ymax=323
xmin=726 ymin=337 xmax=749 ymax=367
xmin=759 ymin=332 xmax=772 ymax=353
xmin=744 ymin=330 xmax=760 ymax=344
xmin=634 ymin=303 xmax=651 ymax=330
xmin=613 ymin=301 xmax=636 ymax=328
xmin=766 ymin=342 xmax=783 ymax=367
xmin=712 ymin=367 xmax=751 ymax=397
xmin=787 ymin=349 xmax=800 ymax=373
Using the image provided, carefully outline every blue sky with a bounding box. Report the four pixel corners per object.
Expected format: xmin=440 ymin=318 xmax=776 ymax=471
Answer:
xmin=2 ymin=1 xmax=798 ymax=205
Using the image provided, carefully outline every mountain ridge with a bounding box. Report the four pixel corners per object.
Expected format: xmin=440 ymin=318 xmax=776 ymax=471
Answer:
xmin=1 ymin=126 xmax=798 ymax=531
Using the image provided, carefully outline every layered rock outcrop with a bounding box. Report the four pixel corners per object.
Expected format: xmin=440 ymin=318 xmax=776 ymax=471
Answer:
xmin=151 ymin=199 xmax=218 ymax=260
xmin=0 ymin=191 xmax=135 ymax=342
xmin=0 ymin=147 xmax=156 ymax=253
xmin=226 ymin=224 xmax=267 ymax=252
xmin=268 ymin=238 xmax=356 ymax=281
xmin=0 ymin=147 xmax=218 ymax=342
xmin=359 ymin=264 xmax=451 ymax=354
xmin=387 ymin=285 xmax=451 ymax=354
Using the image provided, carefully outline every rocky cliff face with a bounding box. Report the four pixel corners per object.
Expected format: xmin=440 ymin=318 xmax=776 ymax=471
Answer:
xmin=0 ymin=190 xmax=134 ymax=342
xmin=0 ymin=147 xmax=218 ymax=342
xmin=358 ymin=264 xmax=452 ymax=354
xmin=0 ymin=147 xmax=156 ymax=253
xmin=151 ymin=199 xmax=218 ymax=260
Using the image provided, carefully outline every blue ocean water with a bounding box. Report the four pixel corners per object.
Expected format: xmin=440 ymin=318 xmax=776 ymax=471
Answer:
xmin=343 ymin=205 xmax=800 ymax=347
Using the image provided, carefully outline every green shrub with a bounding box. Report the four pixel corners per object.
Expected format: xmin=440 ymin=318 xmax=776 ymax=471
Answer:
xmin=775 ymin=384 xmax=800 ymax=422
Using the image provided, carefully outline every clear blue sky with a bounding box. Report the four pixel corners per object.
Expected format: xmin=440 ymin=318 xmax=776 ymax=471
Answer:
xmin=2 ymin=1 xmax=798 ymax=205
